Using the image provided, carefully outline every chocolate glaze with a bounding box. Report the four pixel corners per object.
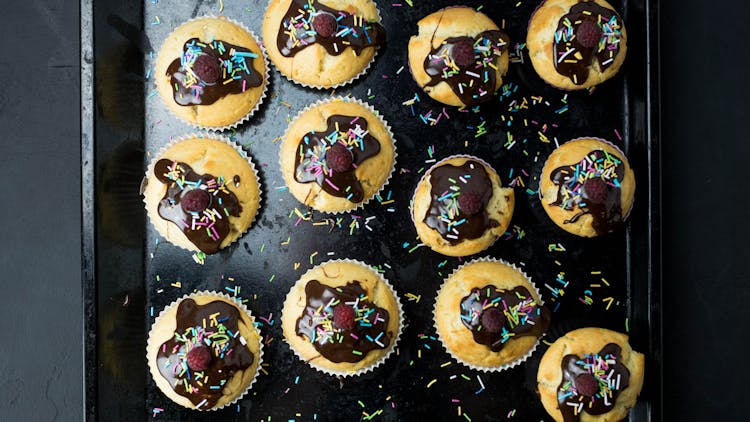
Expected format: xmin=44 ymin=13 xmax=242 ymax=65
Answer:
xmin=154 ymin=159 xmax=242 ymax=254
xmin=156 ymin=299 xmax=254 ymax=409
xmin=548 ymin=149 xmax=626 ymax=235
xmin=295 ymin=279 xmax=392 ymax=363
xmin=557 ymin=343 xmax=630 ymax=421
xmin=277 ymin=0 xmax=386 ymax=57
xmin=459 ymin=285 xmax=550 ymax=352
xmin=423 ymin=30 xmax=509 ymax=106
xmin=553 ymin=1 xmax=624 ymax=85
xmin=423 ymin=160 xmax=500 ymax=244
xmin=166 ymin=38 xmax=262 ymax=106
xmin=293 ymin=114 xmax=381 ymax=203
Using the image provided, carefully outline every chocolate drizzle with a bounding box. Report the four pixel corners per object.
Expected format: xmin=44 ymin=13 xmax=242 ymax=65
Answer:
xmin=154 ymin=159 xmax=242 ymax=254
xmin=166 ymin=38 xmax=262 ymax=106
xmin=293 ymin=114 xmax=381 ymax=203
xmin=423 ymin=30 xmax=509 ymax=106
xmin=557 ymin=343 xmax=630 ymax=422
xmin=548 ymin=149 xmax=626 ymax=235
xmin=552 ymin=1 xmax=624 ymax=85
xmin=423 ymin=160 xmax=499 ymax=244
xmin=277 ymin=0 xmax=386 ymax=57
xmin=459 ymin=285 xmax=550 ymax=351
xmin=295 ymin=280 xmax=392 ymax=363
xmin=156 ymin=299 xmax=254 ymax=409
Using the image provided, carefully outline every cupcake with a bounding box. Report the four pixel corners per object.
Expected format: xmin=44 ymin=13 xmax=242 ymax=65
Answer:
xmin=539 ymin=137 xmax=635 ymax=237
xmin=262 ymin=0 xmax=386 ymax=88
xmin=537 ymin=327 xmax=645 ymax=422
xmin=281 ymin=260 xmax=402 ymax=376
xmin=146 ymin=292 xmax=263 ymax=410
xmin=434 ymin=259 xmax=551 ymax=371
xmin=279 ymin=97 xmax=396 ymax=213
xmin=142 ymin=135 xmax=261 ymax=254
xmin=155 ymin=16 xmax=268 ymax=129
xmin=411 ymin=156 xmax=514 ymax=257
xmin=527 ymin=0 xmax=627 ymax=90
xmin=408 ymin=6 xmax=510 ymax=107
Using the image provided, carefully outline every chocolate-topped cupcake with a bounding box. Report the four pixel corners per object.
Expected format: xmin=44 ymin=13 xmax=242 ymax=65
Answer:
xmin=411 ymin=156 xmax=514 ymax=257
xmin=539 ymin=137 xmax=635 ymax=237
xmin=408 ymin=6 xmax=510 ymax=107
xmin=154 ymin=17 xmax=269 ymax=130
xmin=527 ymin=0 xmax=627 ymax=90
xmin=146 ymin=291 xmax=263 ymax=410
xmin=434 ymin=258 xmax=550 ymax=371
xmin=537 ymin=327 xmax=645 ymax=422
xmin=279 ymin=97 xmax=396 ymax=213
xmin=262 ymin=0 xmax=385 ymax=88
xmin=281 ymin=260 xmax=403 ymax=376
xmin=142 ymin=134 xmax=261 ymax=254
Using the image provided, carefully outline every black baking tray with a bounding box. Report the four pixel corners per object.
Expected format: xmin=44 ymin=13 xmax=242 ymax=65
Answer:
xmin=81 ymin=0 xmax=661 ymax=420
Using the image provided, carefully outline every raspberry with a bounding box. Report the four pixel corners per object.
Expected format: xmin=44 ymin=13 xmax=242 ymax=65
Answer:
xmin=192 ymin=54 xmax=220 ymax=84
xmin=325 ymin=144 xmax=353 ymax=173
xmin=458 ymin=191 xmax=483 ymax=215
xmin=582 ymin=177 xmax=609 ymax=204
xmin=576 ymin=19 xmax=603 ymax=49
xmin=312 ymin=12 xmax=338 ymax=38
xmin=186 ymin=345 xmax=212 ymax=372
xmin=575 ymin=373 xmax=599 ymax=397
xmin=480 ymin=307 xmax=505 ymax=333
xmin=181 ymin=188 xmax=211 ymax=213
xmin=451 ymin=39 xmax=476 ymax=68
xmin=333 ymin=304 xmax=356 ymax=330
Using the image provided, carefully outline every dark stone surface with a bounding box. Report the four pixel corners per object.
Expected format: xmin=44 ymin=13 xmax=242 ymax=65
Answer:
xmin=0 ymin=0 xmax=82 ymax=421
xmin=1 ymin=0 xmax=748 ymax=420
xmin=661 ymin=0 xmax=750 ymax=419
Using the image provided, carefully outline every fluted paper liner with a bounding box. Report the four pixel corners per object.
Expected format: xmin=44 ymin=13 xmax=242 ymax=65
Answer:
xmin=281 ymin=259 xmax=404 ymax=377
xmin=146 ymin=291 xmax=264 ymax=411
xmin=278 ymin=96 xmax=397 ymax=214
xmin=433 ymin=257 xmax=546 ymax=372
xmin=264 ymin=0 xmax=383 ymax=89
xmin=154 ymin=15 xmax=270 ymax=131
xmin=142 ymin=133 xmax=262 ymax=254
xmin=538 ymin=137 xmax=634 ymax=235
xmin=410 ymin=154 xmax=512 ymax=256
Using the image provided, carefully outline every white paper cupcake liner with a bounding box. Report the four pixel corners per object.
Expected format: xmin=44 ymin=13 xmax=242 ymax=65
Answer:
xmin=278 ymin=96 xmax=397 ymax=214
xmin=281 ymin=259 xmax=404 ymax=377
xmin=142 ymin=132 xmax=262 ymax=254
xmin=433 ymin=257 xmax=546 ymax=372
xmin=146 ymin=290 xmax=264 ymax=411
xmin=538 ymin=136 xmax=634 ymax=228
xmin=155 ymin=15 xmax=270 ymax=131
xmin=410 ymin=154 xmax=510 ymax=255
xmin=264 ymin=0 xmax=382 ymax=89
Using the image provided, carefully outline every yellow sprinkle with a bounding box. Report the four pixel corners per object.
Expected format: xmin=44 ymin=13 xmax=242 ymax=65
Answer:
xmin=426 ymin=379 xmax=437 ymax=388
xmin=170 ymin=282 xmax=181 ymax=288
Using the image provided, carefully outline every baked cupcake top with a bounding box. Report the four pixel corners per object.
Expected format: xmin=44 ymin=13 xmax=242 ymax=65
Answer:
xmin=435 ymin=260 xmax=550 ymax=369
xmin=155 ymin=17 xmax=267 ymax=128
xmin=527 ymin=0 xmax=627 ymax=89
xmin=143 ymin=136 xmax=260 ymax=253
xmin=537 ymin=327 xmax=645 ymax=422
xmin=281 ymin=260 xmax=401 ymax=374
xmin=412 ymin=156 xmax=514 ymax=256
xmin=280 ymin=98 xmax=395 ymax=213
xmin=408 ymin=6 xmax=510 ymax=107
xmin=263 ymin=0 xmax=385 ymax=87
xmin=540 ymin=138 xmax=635 ymax=237
xmin=147 ymin=293 xmax=262 ymax=410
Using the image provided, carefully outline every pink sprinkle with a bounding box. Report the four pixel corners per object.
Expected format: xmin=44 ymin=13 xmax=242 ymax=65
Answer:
xmin=324 ymin=178 xmax=340 ymax=191
xmin=614 ymin=128 xmax=622 ymax=140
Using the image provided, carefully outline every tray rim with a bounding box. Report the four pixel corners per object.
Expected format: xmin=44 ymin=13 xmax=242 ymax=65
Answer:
xmin=79 ymin=0 xmax=662 ymax=419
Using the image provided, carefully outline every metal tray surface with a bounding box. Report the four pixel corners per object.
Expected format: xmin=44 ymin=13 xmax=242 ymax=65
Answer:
xmin=81 ymin=0 xmax=661 ymax=420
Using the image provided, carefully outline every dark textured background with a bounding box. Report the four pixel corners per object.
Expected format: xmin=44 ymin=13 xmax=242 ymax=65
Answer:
xmin=0 ymin=0 xmax=746 ymax=420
